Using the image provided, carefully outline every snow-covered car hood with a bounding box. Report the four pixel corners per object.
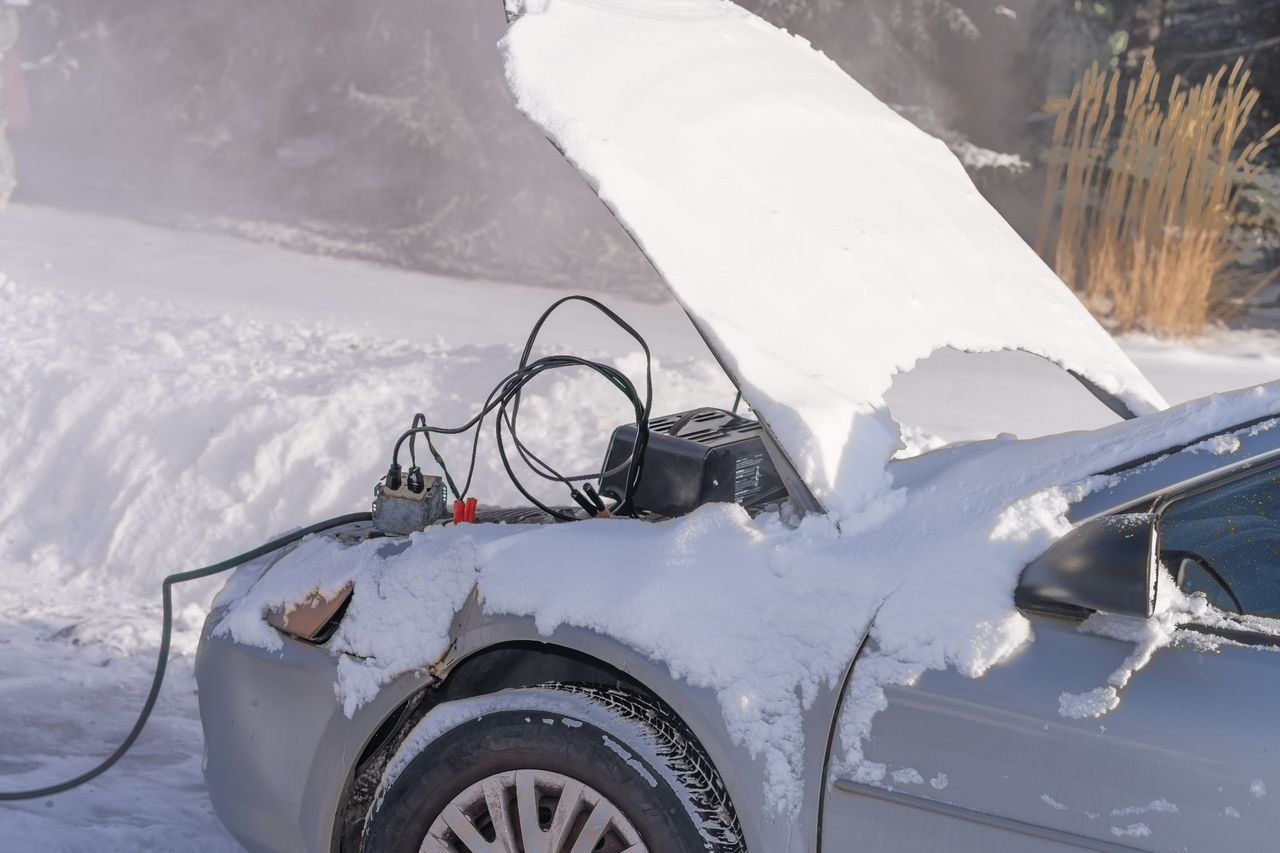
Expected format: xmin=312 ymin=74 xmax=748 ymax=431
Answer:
xmin=501 ymin=0 xmax=1167 ymax=518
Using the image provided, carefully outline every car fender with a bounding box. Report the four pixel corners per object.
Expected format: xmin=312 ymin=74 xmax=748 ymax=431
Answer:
xmin=415 ymin=587 xmax=862 ymax=853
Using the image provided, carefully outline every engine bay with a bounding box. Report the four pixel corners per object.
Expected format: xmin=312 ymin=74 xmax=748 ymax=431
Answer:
xmin=370 ymin=296 xmax=789 ymax=536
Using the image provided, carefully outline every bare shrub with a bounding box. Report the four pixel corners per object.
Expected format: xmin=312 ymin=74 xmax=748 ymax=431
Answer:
xmin=1037 ymin=57 xmax=1278 ymax=337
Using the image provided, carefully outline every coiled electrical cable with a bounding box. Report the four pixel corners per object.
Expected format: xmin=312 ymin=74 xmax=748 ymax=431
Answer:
xmin=0 ymin=511 xmax=372 ymax=801
xmin=389 ymin=296 xmax=653 ymax=521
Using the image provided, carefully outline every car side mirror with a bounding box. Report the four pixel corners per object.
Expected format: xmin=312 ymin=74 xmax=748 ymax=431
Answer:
xmin=1015 ymin=513 xmax=1156 ymax=619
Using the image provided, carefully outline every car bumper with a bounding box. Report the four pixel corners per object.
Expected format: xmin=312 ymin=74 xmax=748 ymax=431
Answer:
xmin=196 ymin=604 xmax=347 ymax=853
xmin=196 ymin=603 xmax=424 ymax=853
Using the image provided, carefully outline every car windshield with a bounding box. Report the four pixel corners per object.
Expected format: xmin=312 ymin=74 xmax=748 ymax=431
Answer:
xmin=1160 ymin=463 xmax=1280 ymax=617
xmin=885 ymin=348 xmax=1125 ymax=457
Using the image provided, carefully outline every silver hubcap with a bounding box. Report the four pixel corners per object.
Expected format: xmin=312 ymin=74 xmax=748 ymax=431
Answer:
xmin=420 ymin=769 xmax=649 ymax=853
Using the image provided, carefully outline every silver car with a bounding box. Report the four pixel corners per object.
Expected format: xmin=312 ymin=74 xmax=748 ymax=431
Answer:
xmin=196 ymin=406 xmax=1280 ymax=853
xmin=197 ymin=2 xmax=1280 ymax=852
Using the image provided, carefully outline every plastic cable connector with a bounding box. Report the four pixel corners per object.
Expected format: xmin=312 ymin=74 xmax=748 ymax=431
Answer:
xmin=581 ymin=482 xmax=607 ymax=514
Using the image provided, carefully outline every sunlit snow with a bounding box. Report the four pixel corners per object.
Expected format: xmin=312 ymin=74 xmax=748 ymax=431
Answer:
xmin=2 ymin=209 xmax=1280 ymax=843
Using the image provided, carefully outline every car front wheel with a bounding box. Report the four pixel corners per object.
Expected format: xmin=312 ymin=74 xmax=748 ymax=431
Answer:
xmin=361 ymin=684 xmax=744 ymax=853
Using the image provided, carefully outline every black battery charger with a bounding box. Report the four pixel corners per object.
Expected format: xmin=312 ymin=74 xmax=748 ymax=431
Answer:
xmin=600 ymin=408 xmax=786 ymax=517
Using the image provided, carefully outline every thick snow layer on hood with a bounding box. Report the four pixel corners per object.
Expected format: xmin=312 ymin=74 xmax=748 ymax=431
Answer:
xmin=215 ymin=382 xmax=1280 ymax=818
xmin=501 ymin=0 xmax=1167 ymax=517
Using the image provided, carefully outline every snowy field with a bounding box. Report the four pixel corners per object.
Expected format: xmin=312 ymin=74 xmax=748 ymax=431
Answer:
xmin=2 ymin=203 xmax=1280 ymax=850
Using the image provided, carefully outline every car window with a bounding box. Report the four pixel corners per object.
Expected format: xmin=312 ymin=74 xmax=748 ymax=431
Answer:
xmin=1160 ymin=464 xmax=1280 ymax=617
xmin=885 ymin=348 xmax=1121 ymax=458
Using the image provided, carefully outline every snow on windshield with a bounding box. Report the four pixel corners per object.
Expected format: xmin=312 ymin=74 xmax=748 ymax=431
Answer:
xmin=501 ymin=0 xmax=1167 ymax=519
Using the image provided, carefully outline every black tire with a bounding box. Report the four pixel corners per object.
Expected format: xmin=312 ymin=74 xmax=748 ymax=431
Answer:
xmin=362 ymin=684 xmax=744 ymax=853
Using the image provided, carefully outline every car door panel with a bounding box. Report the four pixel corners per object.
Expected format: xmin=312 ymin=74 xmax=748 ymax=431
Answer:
xmin=824 ymin=779 xmax=1117 ymax=852
xmin=823 ymin=614 xmax=1280 ymax=852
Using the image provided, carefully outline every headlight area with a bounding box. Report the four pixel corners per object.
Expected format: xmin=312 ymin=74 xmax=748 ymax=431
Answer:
xmin=265 ymin=583 xmax=353 ymax=644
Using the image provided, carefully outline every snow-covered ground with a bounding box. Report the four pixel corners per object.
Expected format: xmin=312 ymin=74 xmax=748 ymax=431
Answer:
xmin=2 ymin=204 xmax=1280 ymax=850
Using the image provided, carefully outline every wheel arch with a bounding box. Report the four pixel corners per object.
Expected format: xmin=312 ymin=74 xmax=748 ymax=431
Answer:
xmin=334 ymin=615 xmax=769 ymax=852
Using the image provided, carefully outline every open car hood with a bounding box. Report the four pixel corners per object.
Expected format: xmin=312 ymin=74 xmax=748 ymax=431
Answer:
xmin=502 ymin=0 xmax=1167 ymax=518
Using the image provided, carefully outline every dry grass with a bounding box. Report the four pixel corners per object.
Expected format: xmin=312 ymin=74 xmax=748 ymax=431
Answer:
xmin=1037 ymin=57 xmax=1278 ymax=337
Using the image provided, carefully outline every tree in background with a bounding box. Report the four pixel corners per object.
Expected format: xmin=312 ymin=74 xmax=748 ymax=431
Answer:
xmin=11 ymin=0 xmax=660 ymax=295
xmin=14 ymin=0 xmax=1029 ymax=295
xmin=7 ymin=0 xmax=1276 ymax=309
xmin=1108 ymin=0 xmax=1280 ymax=158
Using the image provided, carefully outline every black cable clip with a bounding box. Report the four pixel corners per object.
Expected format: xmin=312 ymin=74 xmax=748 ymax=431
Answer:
xmin=385 ymin=462 xmax=403 ymax=491
xmin=581 ymin=482 xmax=608 ymax=515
